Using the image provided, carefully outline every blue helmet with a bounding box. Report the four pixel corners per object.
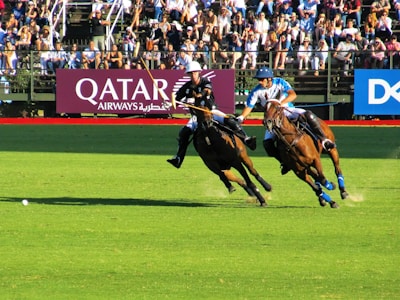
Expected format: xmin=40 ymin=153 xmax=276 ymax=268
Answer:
xmin=253 ymin=67 xmax=274 ymax=79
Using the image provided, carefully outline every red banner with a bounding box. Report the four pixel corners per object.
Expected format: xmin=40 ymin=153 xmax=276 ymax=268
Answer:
xmin=56 ymin=69 xmax=235 ymax=114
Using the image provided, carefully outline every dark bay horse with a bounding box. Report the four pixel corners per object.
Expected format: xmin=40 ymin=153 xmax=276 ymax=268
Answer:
xmin=263 ymin=99 xmax=348 ymax=208
xmin=193 ymin=107 xmax=272 ymax=207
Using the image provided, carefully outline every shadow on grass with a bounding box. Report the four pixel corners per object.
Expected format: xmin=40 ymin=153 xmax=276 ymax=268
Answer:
xmin=0 ymin=197 xmax=215 ymax=207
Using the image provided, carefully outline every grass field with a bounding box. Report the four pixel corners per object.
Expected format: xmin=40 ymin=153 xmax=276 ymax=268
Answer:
xmin=0 ymin=125 xmax=399 ymax=299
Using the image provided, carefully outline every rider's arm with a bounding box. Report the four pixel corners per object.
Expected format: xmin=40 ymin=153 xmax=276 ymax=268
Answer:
xmin=280 ymin=89 xmax=297 ymax=106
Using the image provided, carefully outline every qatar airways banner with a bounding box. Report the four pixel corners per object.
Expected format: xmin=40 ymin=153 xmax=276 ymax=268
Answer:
xmin=56 ymin=69 xmax=235 ymax=114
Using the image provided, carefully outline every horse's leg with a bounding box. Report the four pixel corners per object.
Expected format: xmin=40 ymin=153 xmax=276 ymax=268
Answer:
xmin=236 ymin=139 xmax=272 ymax=192
xmin=201 ymin=157 xmax=235 ymax=193
xmin=223 ymin=170 xmax=256 ymax=197
xmin=327 ymin=148 xmax=349 ymax=200
xmin=295 ymin=169 xmax=339 ymax=209
xmin=231 ymin=160 xmax=267 ymax=207
xmin=320 ymin=122 xmax=348 ymax=200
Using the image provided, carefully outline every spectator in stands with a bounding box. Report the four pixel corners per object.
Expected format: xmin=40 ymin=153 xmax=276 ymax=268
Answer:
xmin=204 ymin=8 xmax=218 ymax=35
xmin=297 ymin=36 xmax=312 ymax=71
xmin=274 ymin=32 xmax=291 ymax=70
xmin=6 ymin=13 xmax=19 ymax=36
xmin=89 ymin=10 xmax=110 ymax=55
xmin=333 ymin=33 xmax=357 ymax=76
xmin=209 ymin=25 xmax=222 ymax=63
xmin=217 ymin=6 xmax=232 ymax=37
xmin=395 ymin=0 xmax=400 ymax=21
xmin=28 ymin=19 xmax=40 ymax=50
xmin=163 ymin=43 xmax=177 ymax=68
xmin=369 ymin=36 xmax=387 ymax=68
xmin=39 ymin=42 xmax=51 ymax=75
xmin=241 ymin=31 xmax=259 ymax=69
xmin=201 ymin=0 xmax=215 ymax=10
xmin=240 ymin=23 xmax=253 ymax=43
xmin=130 ymin=0 xmax=144 ymax=31
xmin=364 ymin=13 xmax=378 ymax=41
xmin=165 ymin=0 xmax=184 ymax=22
xmin=279 ymin=0 xmax=293 ymax=18
xmin=82 ymin=40 xmax=101 ymax=69
xmin=25 ymin=1 xmax=39 ymax=25
xmin=220 ymin=31 xmax=242 ymax=69
xmin=16 ymin=25 xmax=32 ymax=50
xmin=340 ymin=18 xmax=359 ymax=40
xmin=193 ymin=10 xmax=205 ymax=39
xmin=4 ymin=28 xmax=18 ymax=46
xmin=181 ymin=38 xmax=195 ymax=57
xmin=181 ymin=0 xmax=198 ymax=24
xmin=105 ymin=43 xmax=124 ymax=69
xmin=174 ymin=46 xmax=192 ymax=69
xmin=312 ymin=38 xmax=329 ymax=76
xmin=183 ymin=26 xmax=197 ymax=45
xmin=12 ymin=2 xmax=26 ymax=28
xmin=287 ymin=12 xmax=300 ymax=46
xmin=275 ymin=13 xmax=289 ymax=37
xmin=299 ymin=11 xmax=314 ymax=44
xmin=123 ymin=27 xmax=137 ymax=59
xmin=3 ymin=40 xmax=18 ymax=76
xmin=231 ymin=10 xmax=244 ymax=35
xmin=159 ymin=14 xmax=171 ymax=40
xmin=256 ymin=0 xmax=274 ymax=17
xmin=298 ymin=0 xmax=318 ymax=24
xmin=264 ymin=29 xmax=279 ymax=53
xmin=353 ymin=31 xmax=370 ymax=67
xmin=67 ymin=43 xmax=82 ymax=69
xmin=146 ymin=19 xmax=164 ymax=51
xmin=342 ymin=0 xmax=361 ymax=28
xmin=375 ymin=9 xmax=392 ymax=41
xmin=194 ymin=39 xmax=209 ymax=66
xmin=314 ymin=13 xmax=328 ymax=44
xmin=47 ymin=41 xmax=67 ymax=74
xmin=36 ymin=24 xmax=52 ymax=51
xmin=254 ymin=12 xmax=269 ymax=45
xmin=37 ymin=3 xmax=50 ymax=27
xmin=332 ymin=12 xmax=343 ymax=47
xmin=166 ymin=20 xmax=182 ymax=51
xmin=385 ymin=34 xmax=400 ymax=68
xmin=370 ymin=0 xmax=391 ymax=17
xmin=153 ymin=0 xmax=165 ymax=22
xmin=229 ymin=0 xmax=247 ymax=19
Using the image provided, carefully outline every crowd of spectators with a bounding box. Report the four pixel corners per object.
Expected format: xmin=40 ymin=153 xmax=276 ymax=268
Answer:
xmin=1 ymin=0 xmax=400 ymax=77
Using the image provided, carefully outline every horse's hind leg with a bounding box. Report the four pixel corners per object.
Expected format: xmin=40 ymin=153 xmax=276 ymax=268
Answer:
xmin=328 ymin=148 xmax=349 ymax=199
xmin=237 ymin=140 xmax=272 ymax=192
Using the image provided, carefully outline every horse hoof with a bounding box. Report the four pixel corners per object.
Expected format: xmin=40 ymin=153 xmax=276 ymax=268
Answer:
xmin=260 ymin=202 xmax=268 ymax=207
xmin=330 ymin=201 xmax=339 ymax=208
xmin=341 ymin=191 xmax=349 ymax=200
xmin=319 ymin=197 xmax=327 ymax=207
xmin=228 ymin=186 xmax=236 ymax=194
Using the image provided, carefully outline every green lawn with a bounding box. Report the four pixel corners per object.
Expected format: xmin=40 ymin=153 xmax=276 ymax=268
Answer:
xmin=0 ymin=125 xmax=399 ymax=299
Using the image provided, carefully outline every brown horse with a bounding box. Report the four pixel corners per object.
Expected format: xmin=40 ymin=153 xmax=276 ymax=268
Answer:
xmin=193 ymin=107 xmax=272 ymax=207
xmin=263 ymin=99 xmax=348 ymax=208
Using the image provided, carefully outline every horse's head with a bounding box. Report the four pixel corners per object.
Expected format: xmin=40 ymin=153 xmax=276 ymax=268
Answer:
xmin=263 ymin=99 xmax=284 ymax=131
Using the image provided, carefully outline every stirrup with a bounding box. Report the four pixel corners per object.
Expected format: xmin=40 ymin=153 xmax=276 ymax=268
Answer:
xmin=245 ymin=136 xmax=257 ymax=151
xmin=167 ymin=156 xmax=181 ymax=169
xmin=280 ymin=164 xmax=290 ymax=175
xmin=322 ymin=139 xmax=336 ymax=151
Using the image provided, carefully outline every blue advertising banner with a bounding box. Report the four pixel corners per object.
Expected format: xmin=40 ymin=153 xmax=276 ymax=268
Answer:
xmin=354 ymin=69 xmax=400 ymax=115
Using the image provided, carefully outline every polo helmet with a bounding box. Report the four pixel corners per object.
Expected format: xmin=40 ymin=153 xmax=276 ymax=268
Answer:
xmin=253 ymin=67 xmax=274 ymax=79
xmin=185 ymin=61 xmax=202 ymax=73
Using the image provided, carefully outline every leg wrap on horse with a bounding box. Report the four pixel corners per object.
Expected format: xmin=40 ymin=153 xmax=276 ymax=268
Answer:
xmin=224 ymin=117 xmax=257 ymax=150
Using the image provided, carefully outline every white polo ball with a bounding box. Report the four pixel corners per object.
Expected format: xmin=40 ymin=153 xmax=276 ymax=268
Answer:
xmin=22 ymin=199 xmax=29 ymax=206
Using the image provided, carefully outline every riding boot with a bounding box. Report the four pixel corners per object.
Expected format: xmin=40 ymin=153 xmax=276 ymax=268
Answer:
xmin=167 ymin=126 xmax=192 ymax=168
xmin=304 ymin=111 xmax=336 ymax=151
xmin=224 ymin=117 xmax=257 ymax=150
xmin=263 ymin=139 xmax=290 ymax=175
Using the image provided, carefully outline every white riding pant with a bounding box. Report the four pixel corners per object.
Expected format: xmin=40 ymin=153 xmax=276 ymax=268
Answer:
xmin=185 ymin=109 xmax=226 ymax=131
